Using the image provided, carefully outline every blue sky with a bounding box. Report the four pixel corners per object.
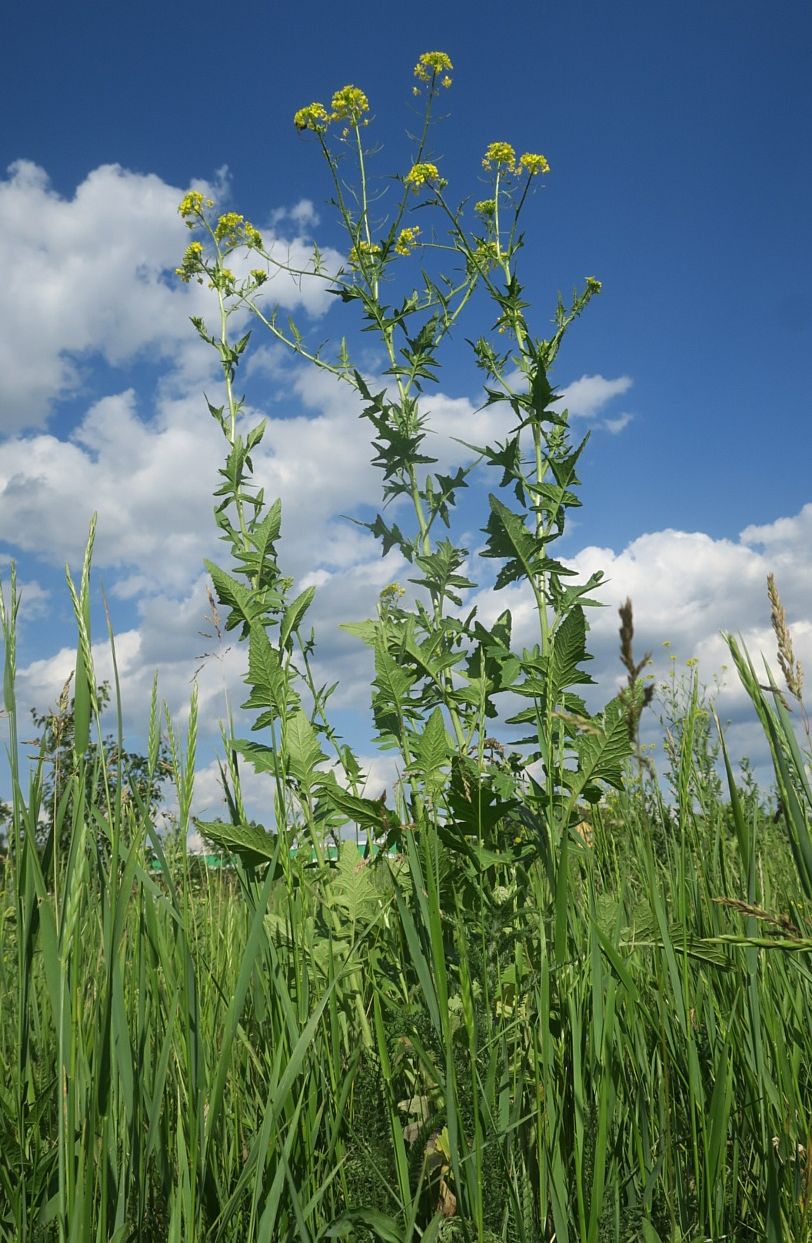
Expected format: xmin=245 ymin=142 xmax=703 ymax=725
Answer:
xmin=2 ymin=1 xmax=811 ymax=819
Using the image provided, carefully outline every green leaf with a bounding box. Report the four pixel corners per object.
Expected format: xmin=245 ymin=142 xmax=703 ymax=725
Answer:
xmin=340 ymin=618 xmax=378 ymax=646
xmin=317 ymin=776 xmax=397 ymax=835
xmin=410 ymin=707 xmax=450 ymax=793
xmin=565 ymin=696 xmax=632 ymax=814
xmin=193 ymin=819 xmax=282 ymax=869
xmin=205 ymin=559 xmax=255 ymax=634
xmin=242 ymin=623 xmax=292 ymax=725
xmin=548 ymin=606 xmax=594 ymax=702
xmin=325 ymin=1209 xmax=405 ymax=1241
xmin=280 ymin=586 xmax=316 ymax=651
xmin=284 ymin=709 xmax=327 ymax=797
xmin=481 ymin=494 xmax=540 ymax=590
xmin=231 ymin=739 xmax=281 ymax=778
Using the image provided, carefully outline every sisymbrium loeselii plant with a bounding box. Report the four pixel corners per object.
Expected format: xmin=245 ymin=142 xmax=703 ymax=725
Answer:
xmin=174 ymin=52 xmax=655 ymax=1238
xmin=179 ymin=51 xmax=636 ymax=900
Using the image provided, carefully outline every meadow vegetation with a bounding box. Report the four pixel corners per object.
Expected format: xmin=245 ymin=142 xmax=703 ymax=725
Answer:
xmin=1 ymin=51 xmax=810 ymax=1242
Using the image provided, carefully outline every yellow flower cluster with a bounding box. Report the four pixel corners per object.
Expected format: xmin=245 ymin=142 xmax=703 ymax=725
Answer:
xmin=294 ymin=87 xmax=369 ymax=134
xmin=482 ymin=145 xmax=551 ymax=177
xmin=474 ymin=199 xmax=496 ymax=217
xmin=519 ymin=152 xmax=550 ymax=176
xmin=413 ymin=51 xmax=453 ymax=85
xmin=585 ymin=276 xmax=602 ymax=294
xmin=331 ymin=84 xmax=369 ymax=121
xmin=468 ymin=240 xmax=500 ymax=274
xmin=250 ymin=268 xmax=268 ymax=285
xmin=379 ymin=582 xmax=406 ymax=613
xmin=208 ymin=267 xmax=236 ymax=292
xmin=214 ymin=212 xmax=243 ymax=241
xmin=482 ymin=142 xmax=516 ymax=172
xmin=348 ymin=239 xmax=382 ymax=267
xmin=214 ymin=213 xmax=263 ymax=248
xmin=404 ymin=162 xmax=446 ymax=192
xmin=293 ymin=102 xmax=332 ymax=132
xmin=175 ymin=240 xmax=204 ymax=283
xmin=177 ymin=190 xmax=214 ymax=226
xmin=394 ymin=226 xmax=421 ymax=256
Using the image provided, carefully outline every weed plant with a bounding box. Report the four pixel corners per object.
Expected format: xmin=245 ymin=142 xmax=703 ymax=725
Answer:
xmin=1 ymin=50 xmax=811 ymax=1243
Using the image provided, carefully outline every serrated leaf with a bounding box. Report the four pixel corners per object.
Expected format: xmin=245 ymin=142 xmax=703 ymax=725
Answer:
xmin=193 ymin=819 xmax=282 ymax=869
xmin=548 ymin=606 xmax=593 ymax=703
xmin=412 ymin=707 xmax=450 ymax=785
xmin=565 ymin=696 xmax=632 ymax=816
xmin=340 ymin=618 xmax=378 ymax=646
xmin=205 ymin=560 xmax=255 ymax=633
xmin=284 ymin=709 xmax=327 ymax=796
xmin=374 ymin=638 xmax=416 ymax=706
xmin=242 ymin=623 xmax=291 ymax=723
xmin=246 ymin=499 xmax=281 ymax=562
xmin=317 ymin=778 xmax=396 ymax=834
xmin=280 ymin=585 xmax=316 ymax=650
xmin=481 ymin=494 xmax=542 ymax=590
xmin=231 ymin=739 xmax=282 ymax=778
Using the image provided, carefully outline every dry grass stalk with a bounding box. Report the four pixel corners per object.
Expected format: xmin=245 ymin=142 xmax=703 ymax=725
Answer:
xmin=767 ymin=573 xmax=804 ymax=703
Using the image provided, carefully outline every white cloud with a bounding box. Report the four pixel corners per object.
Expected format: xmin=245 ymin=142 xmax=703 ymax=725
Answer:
xmin=2 ymin=159 xmax=808 ymax=803
xmin=462 ymin=510 xmax=812 ymax=778
xmin=604 ymin=412 xmax=634 ymax=434
xmin=556 ymin=373 xmax=633 ymax=419
xmin=0 ymin=162 xmax=344 ymax=434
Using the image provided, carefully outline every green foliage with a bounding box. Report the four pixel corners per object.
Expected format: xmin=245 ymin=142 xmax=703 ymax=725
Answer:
xmin=0 ymin=47 xmax=811 ymax=1243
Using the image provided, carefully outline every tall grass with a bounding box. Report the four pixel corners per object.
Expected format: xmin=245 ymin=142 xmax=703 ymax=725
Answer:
xmin=2 ymin=48 xmax=811 ymax=1243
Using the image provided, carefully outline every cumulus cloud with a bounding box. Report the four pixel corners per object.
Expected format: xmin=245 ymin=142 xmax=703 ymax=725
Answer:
xmin=556 ymin=373 xmax=633 ymax=419
xmin=0 ymin=162 xmax=343 ymax=433
xmin=464 ymin=512 xmax=812 ymax=780
xmin=2 ymin=159 xmax=808 ymax=806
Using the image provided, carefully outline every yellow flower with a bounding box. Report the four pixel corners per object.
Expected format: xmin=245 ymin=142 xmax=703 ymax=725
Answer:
xmin=394 ymin=226 xmax=421 ymax=256
xmin=348 ymin=239 xmax=382 ymax=267
xmin=404 ymin=162 xmax=445 ymax=192
xmin=585 ymin=275 xmax=602 ymax=294
xmin=474 ymin=199 xmax=496 ymax=217
xmin=414 ymin=51 xmax=453 ymax=83
xmin=330 ymin=85 xmax=369 ymax=122
xmin=208 ymin=267 xmax=236 ymax=290
xmin=250 ymin=268 xmax=268 ymax=284
xmin=482 ymin=142 xmax=516 ymax=172
xmin=293 ymin=101 xmax=331 ymax=132
xmin=175 ymin=240 xmax=205 ymax=283
xmin=214 ymin=212 xmax=244 ymax=241
xmin=519 ymin=152 xmax=550 ymax=176
xmin=177 ymin=190 xmax=214 ymax=226
xmin=467 ymin=240 xmax=500 ymax=274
